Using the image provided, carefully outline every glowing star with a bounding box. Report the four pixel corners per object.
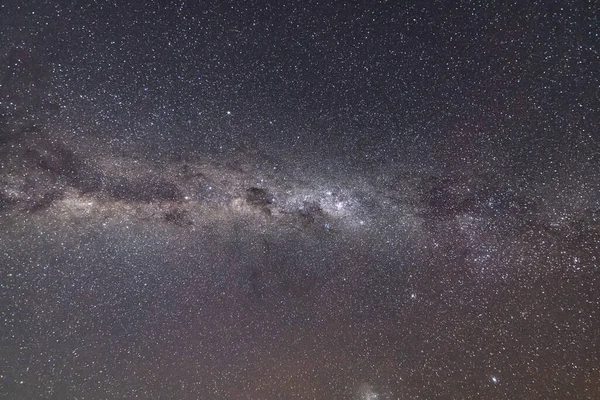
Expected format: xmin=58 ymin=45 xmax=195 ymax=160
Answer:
xmin=357 ymin=383 xmax=378 ymax=400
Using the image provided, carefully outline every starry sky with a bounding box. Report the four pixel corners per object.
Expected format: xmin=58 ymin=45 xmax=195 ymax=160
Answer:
xmin=1 ymin=1 xmax=599 ymax=399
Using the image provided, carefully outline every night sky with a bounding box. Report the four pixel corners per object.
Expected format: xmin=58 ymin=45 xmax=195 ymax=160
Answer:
xmin=1 ymin=1 xmax=599 ymax=399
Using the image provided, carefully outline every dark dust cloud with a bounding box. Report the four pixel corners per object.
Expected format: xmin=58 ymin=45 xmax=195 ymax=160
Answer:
xmin=1 ymin=1 xmax=599 ymax=399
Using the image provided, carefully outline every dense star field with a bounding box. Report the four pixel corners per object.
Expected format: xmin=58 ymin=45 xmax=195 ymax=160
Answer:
xmin=1 ymin=1 xmax=599 ymax=399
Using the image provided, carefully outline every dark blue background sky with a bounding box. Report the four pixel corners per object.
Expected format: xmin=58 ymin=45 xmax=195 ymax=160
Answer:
xmin=1 ymin=1 xmax=599 ymax=399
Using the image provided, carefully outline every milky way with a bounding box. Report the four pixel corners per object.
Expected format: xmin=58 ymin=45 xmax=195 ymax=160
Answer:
xmin=1 ymin=1 xmax=599 ymax=399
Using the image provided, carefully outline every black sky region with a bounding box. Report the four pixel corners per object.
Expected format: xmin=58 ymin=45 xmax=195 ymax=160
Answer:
xmin=1 ymin=1 xmax=599 ymax=399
